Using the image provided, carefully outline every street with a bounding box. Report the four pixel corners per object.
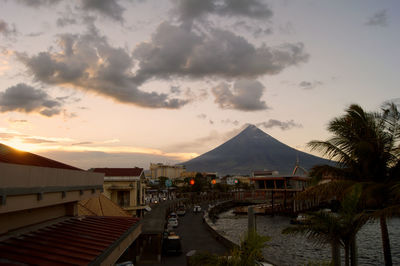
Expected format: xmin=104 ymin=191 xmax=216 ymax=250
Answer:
xmin=137 ymin=204 xmax=229 ymax=266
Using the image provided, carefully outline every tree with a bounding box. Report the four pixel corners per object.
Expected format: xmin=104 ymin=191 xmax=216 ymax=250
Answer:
xmin=306 ymin=103 xmax=400 ymax=266
xmin=284 ymin=185 xmax=368 ymax=266
xmin=283 ymin=210 xmax=343 ymax=266
xmin=158 ymin=176 xmax=168 ymax=188
xmin=188 ymin=231 xmax=270 ymax=266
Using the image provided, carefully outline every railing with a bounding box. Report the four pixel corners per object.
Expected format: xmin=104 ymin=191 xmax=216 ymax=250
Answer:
xmin=232 ymin=190 xmax=322 ymax=215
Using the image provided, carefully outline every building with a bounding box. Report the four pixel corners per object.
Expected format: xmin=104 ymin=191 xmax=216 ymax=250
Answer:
xmin=91 ymin=167 xmax=147 ymax=217
xmin=149 ymin=163 xmax=185 ymax=180
xmin=250 ymin=170 xmax=309 ymax=190
xmin=0 ymin=143 xmax=141 ymax=265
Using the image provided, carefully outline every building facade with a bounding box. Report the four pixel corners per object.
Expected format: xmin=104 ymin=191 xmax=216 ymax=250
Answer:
xmin=92 ymin=167 xmax=146 ymax=217
xmin=0 ymin=143 xmax=141 ymax=265
xmin=149 ymin=163 xmax=186 ymax=180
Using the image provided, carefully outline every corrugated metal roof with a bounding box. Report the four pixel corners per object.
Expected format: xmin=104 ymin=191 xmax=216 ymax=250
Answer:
xmin=0 ymin=216 xmax=140 ymax=265
xmin=91 ymin=167 xmax=143 ymax=177
xmin=0 ymin=143 xmax=81 ymax=171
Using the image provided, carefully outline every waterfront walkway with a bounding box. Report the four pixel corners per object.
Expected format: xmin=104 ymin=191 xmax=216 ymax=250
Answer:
xmin=137 ymin=203 xmax=230 ymax=266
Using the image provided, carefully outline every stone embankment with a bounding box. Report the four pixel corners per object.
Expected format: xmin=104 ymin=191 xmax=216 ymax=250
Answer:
xmin=204 ymin=200 xmax=275 ymax=266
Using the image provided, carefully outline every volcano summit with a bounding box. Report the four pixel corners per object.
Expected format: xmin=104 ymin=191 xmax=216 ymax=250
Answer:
xmin=182 ymin=125 xmax=331 ymax=175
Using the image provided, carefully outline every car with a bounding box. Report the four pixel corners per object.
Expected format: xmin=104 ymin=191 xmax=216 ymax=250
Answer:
xmin=163 ymin=234 xmax=182 ymax=255
xmin=169 ymin=212 xmax=178 ymax=219
xmin=193 ymin=205 xmax=201 ymax=213
xmin=168 ymin=217 xmax=178 ymax=228
xmin=176 ymin=208 xmax=186 ymax=216
xmin=115 ymin=261 xmax=134 ymax=266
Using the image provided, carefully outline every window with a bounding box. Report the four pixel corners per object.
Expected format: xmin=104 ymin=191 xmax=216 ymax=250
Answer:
xmin=117 ymin=191 xmax=130 ymax=207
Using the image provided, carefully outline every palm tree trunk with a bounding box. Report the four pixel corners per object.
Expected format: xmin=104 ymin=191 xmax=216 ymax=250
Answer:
xmin=350 ymin=236 xmax=357 ymax=266
xmin=331 ymin=240 xmax=341 ymax=266
xmin=344 ymin=242 xmax=350 ymax=266
xmin=380 ymin=215 xmax=392 ymax=266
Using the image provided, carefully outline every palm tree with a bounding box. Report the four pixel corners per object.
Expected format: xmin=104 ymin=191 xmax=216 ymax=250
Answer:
xmin=284 ymin=185 xmax=368 ymax=266
xmin=283 ymin=210 xmax=343 ymax=266
xmin=306 ymin=103 xmax=400 ymax=266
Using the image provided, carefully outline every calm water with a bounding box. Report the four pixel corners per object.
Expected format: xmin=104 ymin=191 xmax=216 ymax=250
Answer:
xmin=213 ymin=210 xmax=400 ymax=266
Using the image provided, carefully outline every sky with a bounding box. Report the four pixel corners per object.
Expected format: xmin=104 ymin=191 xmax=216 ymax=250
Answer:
xmin=0 ymin=0 xmax=399 ymax=170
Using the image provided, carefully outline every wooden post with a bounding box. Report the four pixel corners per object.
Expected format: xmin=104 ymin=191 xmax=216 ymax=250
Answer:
xmin=284 ymin=190 xmax=287 ymax=209
xmin=248 ymin=206 xmax=256 ymax=233
xmin=271 ymin=190 xmax=274 ymax=212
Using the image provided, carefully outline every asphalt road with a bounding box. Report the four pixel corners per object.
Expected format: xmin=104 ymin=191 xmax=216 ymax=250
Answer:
xmin=138 ymin=204 xmax=229 ymax=266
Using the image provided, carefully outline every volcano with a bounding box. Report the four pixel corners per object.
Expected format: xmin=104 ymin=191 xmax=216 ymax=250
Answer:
xmin=182 ymin=124 xmax=332 ymax=175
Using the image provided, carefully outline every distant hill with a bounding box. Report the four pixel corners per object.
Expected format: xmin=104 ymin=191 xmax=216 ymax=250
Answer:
xmin=182 ymin=125 xmax=332 ymax=175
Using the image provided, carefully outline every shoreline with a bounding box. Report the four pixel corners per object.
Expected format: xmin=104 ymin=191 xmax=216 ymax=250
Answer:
xmin=204 ymin=201 xmax=276 ymax=266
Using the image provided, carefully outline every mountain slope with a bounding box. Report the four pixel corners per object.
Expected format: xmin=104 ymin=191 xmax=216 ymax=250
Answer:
xmin=182 ymin=125 xmax=332 ymax=175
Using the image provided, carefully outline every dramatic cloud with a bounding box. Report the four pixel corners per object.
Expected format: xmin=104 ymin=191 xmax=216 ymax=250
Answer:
xmin=18 ymin=21 xmax=307 ymax=110
xmin=257 ymin=119 xmax=302 ymax=130
xmin=16 ymin=0 xmax=125 ymax=22
xmin=18 ymin=27 xmax=188 ymax=109
xmin=299 ymin=80 xmax=323 ymax=90
xmin=221 ymin=118 xmax=239 ymax=126
xmin=0 ymin=19 xmax=17 ymax=37
xmin=165 ymin=127 xmax=243 ymax=153
xmin=80 ymin=0 xmax=125 ymax=22
xmin=233 ymin=20 xmax=273 ymax=38
xmin=16 ymin=0 xmax=62 ymax=8
xmin=133 ymin=22 xmax=309 ymax=81
xmin=8 ymin=118 xmax=28 ymax=123
xmin=26 ymin=32 xmax=44 ymax=37
xmin=365 ymin=10 xmax=388 ymax=27
xmin=0 ymin=83 xmax=62 ymax=116
xmin=172 ymin=0 xmax=273 ymax=24
xmin=218 ymin=0 xmax=273 ymax=19
xmin=23 ymin=137 xmax=56 ymax=144
xmin=57 ymin=16 xmax=78 ymax=27
xmin=212 ymin=79 xmax=268 ymax=111
xmin=72 ymin=141 xmax=93 ymax=145
xmin=197 ymin=113 xmax=207 ymax=119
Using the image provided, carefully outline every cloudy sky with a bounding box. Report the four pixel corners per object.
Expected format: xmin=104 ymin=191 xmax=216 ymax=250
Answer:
xmin=0 ymin=0 xmax=399 ymax=170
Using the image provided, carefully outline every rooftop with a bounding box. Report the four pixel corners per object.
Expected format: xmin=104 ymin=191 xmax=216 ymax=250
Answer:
xmin=0 ymin=216 xmax=140 ymax=265
xmin=0 ymin=143 xmax=81 ymax=171
xmin=78 ymin=195 xmax=130 ymax=217
xmin=91 ymin=167 xmax=143 ymax=177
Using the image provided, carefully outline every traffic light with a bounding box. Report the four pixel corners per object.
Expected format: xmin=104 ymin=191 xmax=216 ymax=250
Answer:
xmin=211 ymin=179 xmax=216 ymax=185
xmin=189 ymin=179 xmax=195 ymax=185
xmin=234 ymin=179 xmax=238 ymax=184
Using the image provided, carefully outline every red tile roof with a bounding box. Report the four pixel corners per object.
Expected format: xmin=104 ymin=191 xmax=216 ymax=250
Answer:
xmin=0 ymin=216 xmax=140 ymax=265
xmin=91 ymin=167 xmax=143 ymax=177
xmin=0 ymin=143 xmax=81 ymax=171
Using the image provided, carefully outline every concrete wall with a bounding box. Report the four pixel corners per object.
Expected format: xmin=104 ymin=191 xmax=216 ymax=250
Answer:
xmin=0 ymin=162 xmax=103 ymax=188
xmin=0 ymin=203 xmax=72 ymax=234
xmin=0 ymin=162 xmax=104 ymax=233
xmin=0 ymin=189 xmax=99 ymax=214
xmin=0 ymin=162 xmax=104 ymax=214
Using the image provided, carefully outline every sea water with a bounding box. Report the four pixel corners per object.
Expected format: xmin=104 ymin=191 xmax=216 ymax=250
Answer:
xmin=213 ymin=210 xmax=400 ymax=266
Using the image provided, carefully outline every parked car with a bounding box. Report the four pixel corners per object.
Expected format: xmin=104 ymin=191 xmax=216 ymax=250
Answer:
xmin=115 ymin=261 xmax=134 ymax=266
xmin=163 ymin=233 xmax=182 ymax=255
xmin=168 ymin=217 xmax=179 ymax=228
xmin=290 ymin=214 xmax=310 ymax=225
xmin=176 ymin=208 xmax=186 ymax=216
xmin=169 ymin=212 xmax=178 ymax=218
xmin=193 ymin=205 xmax=202 ymax=213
